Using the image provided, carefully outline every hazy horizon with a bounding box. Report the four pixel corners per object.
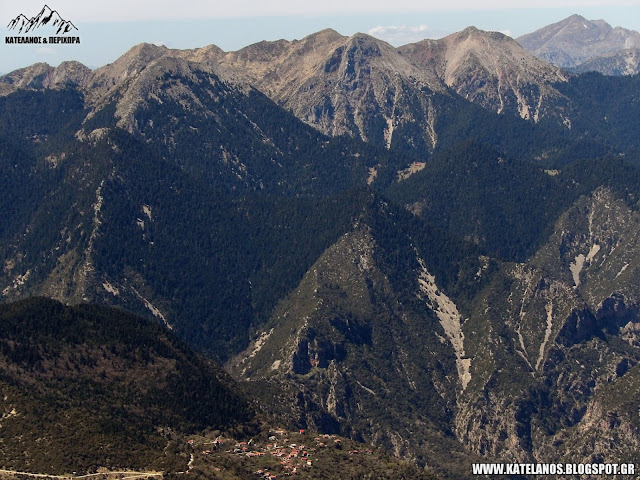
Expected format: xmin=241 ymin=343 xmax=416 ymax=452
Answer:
xmin=2 ymin=2 xmax=640 ymax=73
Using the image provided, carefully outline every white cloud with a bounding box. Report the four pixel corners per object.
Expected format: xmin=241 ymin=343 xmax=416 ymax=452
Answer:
xmin=500 ymin=29 xmax=513 ymax=37
xmin=368 ymin=25 xmax=449 ymax=45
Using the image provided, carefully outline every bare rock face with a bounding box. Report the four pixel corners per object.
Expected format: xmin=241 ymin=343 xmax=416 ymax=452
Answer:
xmin=209 ymin=30 xmax=446 ymax=149
xmin=399 ymin=27 xmax=570 ymax=122
xmin=78 ymin=43 xmax=244 ymax=134
xmin=0 ymin=26 xmax=578 ymax=144
xmin=0 ymin=43 xmax=244 ymax=136
xmin=231 ymin=186 xmax=640 ymax=470
xmin=533 ymin=187 xmax=640 ymax=311
xmin=0 ymin=61 xmax=91 ymax=92
xmin=518 ymin=14 xmax=640 ymax=68
xmin=0 ymin=63 xmax=54 ymax=90
xmin=51 ymin=61 xmax=92 ymax=86
xmin=211 ymin=29 xmax=349 ymax=98
xmin=456 ymin=187 xmax=640 ymax=465
xmin=87 ymin=43 xmax=169 ymax=91
xmin=571 ymin=48 xmax=640 ymax=76
xmin=230 ymin=221 xmax=471 ymax=470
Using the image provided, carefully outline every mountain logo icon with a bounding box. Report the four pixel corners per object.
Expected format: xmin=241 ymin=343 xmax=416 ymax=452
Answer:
xmin=7 ymin=5 xmax=78 ymax=35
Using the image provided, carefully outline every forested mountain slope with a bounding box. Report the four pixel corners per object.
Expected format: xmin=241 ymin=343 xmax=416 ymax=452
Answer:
xmin=2 ymin=26 xmax=640 ymax=478
xmin=0 ymin=297 xmax=252 ymax=473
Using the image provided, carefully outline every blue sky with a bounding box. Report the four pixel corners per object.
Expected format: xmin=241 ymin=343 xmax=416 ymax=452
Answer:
xmin=2 ymin=1 xmax=640 ymax=73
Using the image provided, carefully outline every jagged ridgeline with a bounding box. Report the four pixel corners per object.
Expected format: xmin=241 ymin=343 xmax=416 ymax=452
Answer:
xmin=0 ymin=297 xmax=253 ymax=473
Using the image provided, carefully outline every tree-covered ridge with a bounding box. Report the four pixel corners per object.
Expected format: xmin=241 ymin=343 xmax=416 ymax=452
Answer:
xmin=126 ymin=69 xmax=407 ymax=197
xmin=553 ymin=72 xmax=640 ymax=156
xmin=0 ymin=83 xmax=396 ymax=361
xmin=386 ymin=140 xmax=640 ymax=263
xmin=0 ymin=297 xmax=254 ymax=473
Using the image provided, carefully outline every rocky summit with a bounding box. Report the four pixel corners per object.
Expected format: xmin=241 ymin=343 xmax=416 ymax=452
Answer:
xmin=518 ymin=14 xmax=640 ymax=68
xmin=398 ymin=27 xmax=569 ymax=122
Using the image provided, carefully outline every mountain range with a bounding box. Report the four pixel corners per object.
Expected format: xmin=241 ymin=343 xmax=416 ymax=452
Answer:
xmin=1 ymin=14 xmax=640 ymax=479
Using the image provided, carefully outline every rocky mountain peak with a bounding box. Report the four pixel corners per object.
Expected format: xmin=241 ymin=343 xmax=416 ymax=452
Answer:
xmin=90 ymin=53 xmax=246 ymax=133
xmin=590 ymin=18 xmax=612 ymax=30
xmin=51 ymin=61 xmax=92 ymax=84
xmin=234 ymin=38 xmax=293 ymax=63
xmin=174 ymin=44 xmax=226 ymax=68
xmin=0 ymin=61 xmax=91 ymax=93
xmin=518 ymin=14 xmax=640 ymax=67
xmin=448 ymin=26 xmax=513 ymax=46
xmin=205 ymin=29 xmax=445 ymax=147
xmin=549 ymin=14 xmax=612 ymax=42
xmin=230 ymin=29 xmax=346 ymax=67
xmin=399 ymin=27 xmax=569 ymax=122
xmin=457 ymin=25 xmax=485 ymax=38
xmin=126 ymin=42 xmax=170 ymax=59
xmin=339 ymin=33 xmax=423 ymax=79
xmin=213 ymin=30 xmax=346 ymax=94
xmin=86 ymin=42 xmax=181 ymax=123
xmin=303 ymin=27 xmax=346 ymax=46
xmin=92 ymin=43 xmax=169 ymax=85
xmin=0 ymin=62 xmax=53 ymax=88
xmin=346 ymin=32 xmax=384 ymax=46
